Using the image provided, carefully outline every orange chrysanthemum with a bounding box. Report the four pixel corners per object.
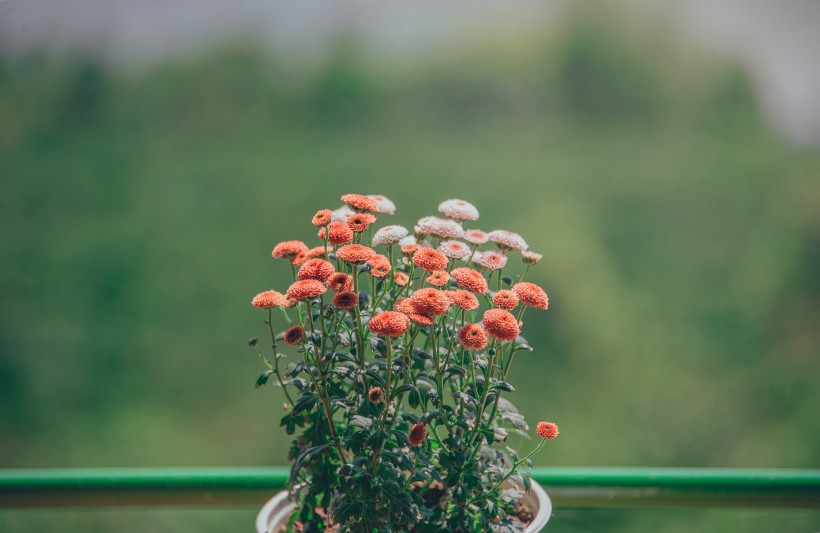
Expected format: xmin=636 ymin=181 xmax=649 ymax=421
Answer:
xmin=368 ymin=386 xmax=384 ymax=403
xmin=336 ymin=244 xmax=376 ymax=264
xmin=368 ymin=311 xmax=411 ymax=337
xmin=283 ymin=325 xmax=304 ymax=345
xmin=252 ymin=290 xmax=284 ymax=309
xmin=448 ymin=290 xmax=479 ymax=311
xmin=292 ymin=246 xmax=330 ymax=266
xmin=393 ymin=297 xmax=414 ymax=315
xmin=318 ymin=221 xmax=354 ymax=245
xmin=492 ymin=290 xmax=519 ymax=310
xmin=426 ymin=270 xmax=450 ymax=287
xmin=450 ymin=267 xmax=489 ymax=294
xmin=512 ymin=282 xmax=549 ymax=310
xmin=408 ymin=422 xmax=427 ymax=447
xmin=347 ymin=213 xmax=377 ymax=233
xmin=367 ymin=254 xmax=392 ymax=279
xmin=280 ymin=297 xmax=297 ymax=308
xmin=341 ymin=193 xmax=379 ymax=213
xmin=286 ymin=279 xmax=327 ymax=301
xmin=297 ymin=258 xmax=335 ymax=282
xmin=483 ymin=309 xmax=520 ymax=341
xmin=394 ymin=271 xmax=410 ymax=287
xmin=536 ymin=421 xmax=559 ymax=440
xmin=401 ymin=243 xmax=419 ymax=257
xmin=413 ymin=248 xmax=448 ymax=272
xmin=327 ymin=273 xmax=353 ymax=293
xmin=312 ymin=209 xmax=332 ymax=227
xmin=272 ymin=240 xmax=308 ymax=260
xmin=408 ymin=313 xmax=435 ymax=326
xmin=411 ymin=288 xmax=451 ymax=316
xmin=458 ymin=324 xmax=488 ymax=350
xmin=332 ymin=291 xmax=359 ymax=309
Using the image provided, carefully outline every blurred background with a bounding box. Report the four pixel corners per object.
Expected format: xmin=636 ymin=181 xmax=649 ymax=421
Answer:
xmin=1 ymin=0 xmax=819 ymax=531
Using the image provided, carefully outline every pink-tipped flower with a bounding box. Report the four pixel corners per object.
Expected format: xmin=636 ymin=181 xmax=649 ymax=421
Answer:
xmin=367 ymin=195 xmax=397 ymax=215
xmin=464 ymin=229 xmax=489 ymax=246
xmin=341 ymin=194 xmax=378 ymax=213
xmin=412 ymin=248 xmax=448 ymax=272
xmin=312 ymin=209 xmax=332 ymax=227
xmin=347 ymin=213 xmax=377 ymax=233
xmin=283 ymin=325 xmax=304 ymax=345
xmin=492 ymin=290 xmax=519 ymax=310
xmin=367 ymin=254 xmax=392 ymax=279
xmin=438 ymin=240 xmax=471 ymax=260
xmin=483 ymin=309 xmax=520 ymax=341
xmin=521 ymin=250 xmax=543 ymax=265
xmin=411 ymin=288 xmax=451 ymax=316
xmin=448 ymin=290 xmax=479 ymax=311
xmin=451 ymin=267 xmax=489 ymax=294
xmin=332 ymin=291 xmax=359 ymax=309
xmin=297 ymin=258 xmax=335 ymax=283
xmin=368 ymin=311 xmax=411 ymax=337
xmin=327 ymin=272 xmax=353 ymax=293
xmin=416 ymin=216 xmax=465 ymax=240
xmin=426 ymin=270 xmax=450 ymax=287
xmin=536 ymin=421 xmax=559 ymax=440
xmin=336 ymin=244 xmax=376 ymax=265
xmin=272 ymin=240 xmax=308 ymax=260
xmin=438 ymin=199 xmax=479 ymax=221
xmin=252 ymin=290 xmax=284 ymax=309
xmin=474 ymin=250 xmax=508 ymax=270
xmin=408 ymin=422 xmax=427 ymax=447
xmin=372 ymin=225 xmax=409 ymax=247
xmin=512 ymin=282 xmax=549 ymax=310
xmin=286 ymin=280 xmax=327 ymax=301
xmin=487 ymin=229 xmax=528 ymax=251
xmin=458 ymin=324 xmax=488 ymax=350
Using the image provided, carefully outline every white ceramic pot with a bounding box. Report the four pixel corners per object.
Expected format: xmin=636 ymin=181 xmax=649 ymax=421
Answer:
xmin=256 ymin=480 xmax=552 ymax=532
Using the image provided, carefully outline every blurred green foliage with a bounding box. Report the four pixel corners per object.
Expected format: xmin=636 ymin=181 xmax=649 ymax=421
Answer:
xmin=1 ymin=14 xmax=819 ymax=532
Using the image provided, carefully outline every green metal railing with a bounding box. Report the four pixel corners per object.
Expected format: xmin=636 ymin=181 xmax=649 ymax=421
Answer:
xmin=1 ymin=468 xmax=818 ymax=509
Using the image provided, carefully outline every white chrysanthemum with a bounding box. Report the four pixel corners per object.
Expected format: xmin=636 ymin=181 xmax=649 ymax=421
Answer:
xmin=372 ymin=225 xmax=409 ymax=246
xmin=437 ymin=240 xmax=471 ymax=260
xmin=438 ymin=198 xmax=479 ymax=221
xmin=331 ymin=205 xmax=356 ymax=222
xmin=474 ymin=250 xmax=508 ymax=270
xmin=367 ymin=195 xmax=397 ymax=215
xmin=521 ymin=250 xmax=543 ymax=265
xmin=464 ymin=229 xmax=489 ymax=246
xmin=398 ymin=235 xmax=417 ymax=246
xmin=487 ymin=229 xmax=528 ymax=251
xmin=417 ymin=216 xmax=465 ymax=239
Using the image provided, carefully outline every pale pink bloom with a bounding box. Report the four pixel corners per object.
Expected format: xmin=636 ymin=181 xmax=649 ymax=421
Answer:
xmin=372 ymin=225 xmax=409 ymax=246
xmin=367 ymin=195 xmax=397 ymax=215
xmin=464 ymin=229 xmax=489 ymax=246
xmin=521 ymin=250 xmax=543 ymax=265
xmin=487 ymin=229 xmax=528 ymax=251
xmin=417 ymin=216 xmax=465 ymax=240
xmin=438 ymin=198 xmax=479 ymax=221
xmin=474 ymin=250 xmax=508 ymax=270
xmin=331 ymin=205 xmax=356 ymax=222
xmin=437 ymin=240 xmax=471 ymax=260
xmin=398 ymin=235 xmax=417 ymax=247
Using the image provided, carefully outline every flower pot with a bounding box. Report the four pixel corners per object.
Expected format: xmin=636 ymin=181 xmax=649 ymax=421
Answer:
xmin=255 ymin=480 xmax=552 ymax=532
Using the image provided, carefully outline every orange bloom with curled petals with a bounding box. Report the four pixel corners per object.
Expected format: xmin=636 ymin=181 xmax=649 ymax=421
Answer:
xmin=341 ymin=193 xmax=379 ymax=212
xmin=336 ymin=244 xmax=376 ymax=264
xmin=283 ymin=325 xmax=304 ymax=345
xmin=401 ymin=243 xmax=419 ymax=257
xmin=426 ymin=270 xmax=450 ymax=287
xmin=327 ymin=273 xmax=353 ymax=293
xmin=368 ymin=311 xmax=411 ymax=337
xmin=483 ymin=309 xmax=520 ymax=341
xmin=536 ymin=421 xmax=559 ymax=440
xmin=512 ymin=282 xmax=549 ymax=310
xmin=347 ymin=213 xmax=376 ymax=233
xmin=312 ymin=209 xmax=332 ymax=227
xmin=493 ymin=290 xmax=519 ymax=310
xmin=319 ymin=221 xmax=354 ymax=245
xmin=411 ymin=288 xmax=451 ymax=316
xmin=368 ymin=386 xmax=383 ymax=403
xmin=393 ymin=271 xmax=409 ymax=287
xmin=332 ymin=291 xmax=358 ymax=309
xmin=449 ymin=290 xmax=479 ymax=311
xmin=286 ymin=279 xmax=327 ymax=301
xmin=252 ymin=290 xmax=284 ymax=309
xmin=367 ymin=254 xmax=392 ymax=279
xmin=412 ymin=248 xmax=448 ymax=272
xmin=293 ymin=246 xmax=330 ymax=266
xmin=450 ymin=267 xmax=488 ymax=294
xmin=280 ymin=297 xmax=297 ymax=308
xmin=408 ymin=422 xmax=427 ymax=447
xmin=394 ymin=298 xmax=434 ymax=325
xmin=298 ymin=258 xmax=335 ymax=282
xmin=458 ymin=323 xmax=488 ymax=350
xmin=272 ymin=240 xmax=308 ymax=260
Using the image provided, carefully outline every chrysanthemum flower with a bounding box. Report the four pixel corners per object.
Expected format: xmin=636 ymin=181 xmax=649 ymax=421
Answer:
xmin=367 ymin=195 xmax=397 ymax=215
xmin=438 ymin=199 xmax=479 ymax=221
xmin=318 ymin=221 xmax=354 ymax=245
xmin=286 ymin=279 xmax=327 ymax=301
xmin=332 ymin=291 xmax=359 ymax=309
xmin=464 ymin=229 xmax=489 ymax=246
xmin=438 ymin=240 xmax=471 ymax=260
xmin=252 ymin=290 xmax=284 ymax=309
xmin=409 ymin=422 xmax=427 ymax=447
xmin=399 ymin=235 xmax=417 ymax=247
xmin=331 ymin=205 xmax=355 ymax=222
xmin=426 ymin=270 xmax=450 ymax=287
xmin=521 ymin=250 xmax=543 ymax=265
xmin=347 ymin=213 xmax=377 ymax=233
xmin=272 ymin=240 xmax=308 ymax=260
xmin=367 ymin=254 xmax=392 ymax=279
xmin=401 ymin=243 xmax=419 ymax=257
xmin=368 ymin=311 xmax=411 ymax=337
xmin=474 ymin=250 xmax=508 ymax=270
xmin=393 ymin=271 xmax=410 ymax=287
xmin=408 ymin=312 xmax=435 ymax=326
xmin=372 ymin=225 xmax=409 ymax=247
xmin=448 ymin=290 xmax=479 ymax=311
xmin=336 ymin=244 xmax=376 ymax=264
xmin=487 ymin=229 xmax=528 ymax=251
xmin=450 ymin=267 xmax=489 ymax=294
xmin=312 ymin=209 xmax=332 ymax=227
xmin=412 ymin=248 xmax=448 ymax=272
xmin=411 ymin=288 xmax=451 ymax=316
xmin=368 ymin=386 xmax=384 ymax=403
xmin=458 ymin=323 xmax=488 ymax=350
xmin=492 ymin=290 xmax=519 ymax=310
xmin=341 ymin=193 xmax=379 ymax=213
xmin=536 ymin=421 xmax=559 ymax=440
xmin=417 ymin=216 xmax=465 ymax=239
xmin=283 ymin=325 xmax=304 ymax=345
xmin=292 ymin=246 xmax=331 ymax=266
xmin=297 ymin=258 xmax=335 ymax=282
xmin=483 ymin=309 xmax=520 ymax=341
xmin=512 ymin=282 xmax=549 ymax=310
xmin=327 ymin=272 xmax=353 ymax=293
xmin=280 ymin=297 xmax=297 ymax=308
xmin=393 ymin=298 xmax=414 ymax=315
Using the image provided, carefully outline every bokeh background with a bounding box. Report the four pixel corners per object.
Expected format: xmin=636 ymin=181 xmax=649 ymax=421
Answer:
xmin=1 ymin=1 xmax=819 ymax=531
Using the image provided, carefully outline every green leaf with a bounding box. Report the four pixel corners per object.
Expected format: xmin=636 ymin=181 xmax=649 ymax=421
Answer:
xmin=255 ymin=370 xmax=274 ymax=389
xmin=493 ymin=381 xmax=516 ymax=393
xmin=391 ymin=384 xmax=418 ymax=399
xmin=291 ymin=394 xmax=319 ymax=416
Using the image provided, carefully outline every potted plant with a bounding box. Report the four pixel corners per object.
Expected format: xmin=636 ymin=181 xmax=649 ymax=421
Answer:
xmin=250 ymin=194 xmax=559 ymax=532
